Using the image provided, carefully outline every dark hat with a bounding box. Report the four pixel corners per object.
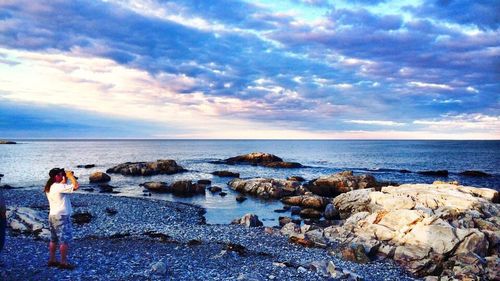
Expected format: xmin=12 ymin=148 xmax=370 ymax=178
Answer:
xmin=49 ymin=168 xmax=65 ymax=178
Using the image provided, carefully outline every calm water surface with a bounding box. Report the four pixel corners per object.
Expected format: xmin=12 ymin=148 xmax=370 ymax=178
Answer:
xmin=1 ymin=140 xmax=499 ymax=226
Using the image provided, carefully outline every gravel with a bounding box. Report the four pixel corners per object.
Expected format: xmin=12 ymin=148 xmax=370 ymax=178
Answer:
xmin=0 ymin=189 xmax=418 ymax=280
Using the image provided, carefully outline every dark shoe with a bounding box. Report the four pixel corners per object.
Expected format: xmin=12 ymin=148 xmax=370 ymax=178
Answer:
xmin=47 ymin=261 xmax=60 ymax=267
xmin=58 ymin=263 xmax=76 ymax=270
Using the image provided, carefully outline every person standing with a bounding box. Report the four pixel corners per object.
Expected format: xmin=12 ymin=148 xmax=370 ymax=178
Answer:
xmin=44 ymin=168 xmax=79 ymax=270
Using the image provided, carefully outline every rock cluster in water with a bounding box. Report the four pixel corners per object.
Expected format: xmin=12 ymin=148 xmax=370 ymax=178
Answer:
xmin=140 ymin=180 xmax=206 ymax=196
xmin=228 ymin=178 xmax=303 ymax=199
xmin=106 ymin=159 xmax=186 ymax=176
xmin=212 ymin=152 xmax=302 ymax=168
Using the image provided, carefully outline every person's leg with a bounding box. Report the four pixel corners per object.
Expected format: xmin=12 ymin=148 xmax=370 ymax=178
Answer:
xmin=49 ymin=241 xmax=58 ymax=263
xmin=60 ymin=243 xmax=69 ymax=264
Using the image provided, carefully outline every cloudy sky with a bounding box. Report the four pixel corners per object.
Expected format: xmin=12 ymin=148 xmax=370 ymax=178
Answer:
xmin=0 ymin=0 xmax=498 ymax=139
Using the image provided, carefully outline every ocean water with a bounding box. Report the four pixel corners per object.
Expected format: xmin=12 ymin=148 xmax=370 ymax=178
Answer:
xmin=0 ymin=140 xmax=499 ymax=226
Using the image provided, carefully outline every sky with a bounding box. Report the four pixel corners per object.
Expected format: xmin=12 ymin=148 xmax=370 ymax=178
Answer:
xmin=0 ymin=0 xmax=499 ymax=139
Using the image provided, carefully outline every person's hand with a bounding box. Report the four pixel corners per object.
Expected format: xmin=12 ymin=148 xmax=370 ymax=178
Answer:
xmin=65 ymin=170 xmax=74 ymax=178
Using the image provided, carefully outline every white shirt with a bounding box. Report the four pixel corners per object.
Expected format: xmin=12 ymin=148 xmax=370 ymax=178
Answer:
xmin=46 ymin=182 xmax=75 ymax=216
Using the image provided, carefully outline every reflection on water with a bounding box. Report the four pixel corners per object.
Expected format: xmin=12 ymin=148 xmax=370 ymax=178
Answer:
xmin=1 ymin=140 xmax=499 ymax=226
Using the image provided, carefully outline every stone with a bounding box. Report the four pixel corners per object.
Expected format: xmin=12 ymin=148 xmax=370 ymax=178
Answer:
xmin=324 ymin=204 xmax=339 ymax=220
xmin=231 ymin=213 xmax=263 ymax=227
xmin=229 ymin=178 xmax=300 ymax=199
xmin=459 ymin=170 xmax=491 ymax=177
xmin=89 ymin=171 xmax=111 ymax=183
xmin=417 ymin=170 xmax=449 ymax=177
xmin=98 ymin=183 xmax=115 ymax=193
xmin=332 ymin=189 xmax=373 ymax=218
xmin=71 ymin=212 xmax=92 ymax=225
xmin=208 ymin=186 xmax=222 ymax=193
xmin=77 ymin=164 xmax=95 ymax=168
xmin=211 ymin=170 xmax=240 ymax=177
xmin=212 ymin=152 xmax=303 ymax=168
xmin=171 ymin=180 xmax=205 ymax=196
xmin=280 ymin=222 xmax=302 ymax=238
xmin=299 ymin=208 xmax=322 ymax=219
xmin=306 ymin=171 xmax=378 ymax=197
xmin=150 ymin=261 xmax=167 ymax=275
xmin=105 ymin=207 xmax=117 ymax=215
xmin=197 ymin=179 xmax=211 ymax=185
xmin=106 ymin=159 xmax=186 ymax=176
xmin=281 ymin=195 xmax=328 ymax=209
xmin=235 ymin=195 xmax=247 ymax=202
xmin=6 ymin=207 xmax=49 ymax=240
xmin=0 ymin=140 xmax=16 ymax=144
xmin=290 ymin=206 xmax=301 ymax=215
xmin=219 ymin=192 xmax=227 ymax=197
xmin=288 ymin=176 xmax=306 ymax=182
xmin=140 ymin=181 xmax=170 ymax=193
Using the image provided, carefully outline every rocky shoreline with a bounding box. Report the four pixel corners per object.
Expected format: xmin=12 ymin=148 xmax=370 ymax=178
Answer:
xmin=1 ymin=189 xmax=416 ymax=281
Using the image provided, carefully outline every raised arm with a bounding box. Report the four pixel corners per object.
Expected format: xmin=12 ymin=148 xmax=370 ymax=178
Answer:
xmin=65 ymin=170 xmax=79 ymax=191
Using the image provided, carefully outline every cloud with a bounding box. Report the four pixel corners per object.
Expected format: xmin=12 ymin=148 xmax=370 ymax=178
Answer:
xmin=345 ymin=120 xmax=406 ymax=126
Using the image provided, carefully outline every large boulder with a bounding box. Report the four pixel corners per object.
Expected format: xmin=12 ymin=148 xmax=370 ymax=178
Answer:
xmin=171 ymin=180 xmax=205 ymax=196
xmin=281 ymin=195 xmax=329 ymax=209
xmin=326 ymin=183 xmax=499 ymax=279
xmin=89 ymin=171 xmax=111 ymax=183
xmin=106 ymin=160 xmax=186 ymax=176
xmin=306 ymin=171 xmax=378 ymax=197
xmin=231 ymin=213 xmax=263 ymax=227
xmin=229 ymin=178 xmax=300 ymax=199
xmin=140 ymin=181 xmax=171 ymax=193
xmin=212 ymin=152 xmax=302 ymax=168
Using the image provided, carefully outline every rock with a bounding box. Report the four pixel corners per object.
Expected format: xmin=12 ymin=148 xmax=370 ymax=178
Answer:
xmin=105 ymin=207 xmax=117 ymax=215
xmin=417 ymin=170 xmax=449 ymax=177
xmin=290 ymin=236 xmax=315 ymax=247
xmin=341 ymin=245 xmax=370 ymax=264
xmin=106 ymin=159 xmax=186 ymax=176
xmin=399 ymin=169 xmax=412 ymax=173
xmin=299 ymin=208 xmax=322 ymax=219
xmin=140 ymin=181 xmax=170 ymax=193
xmin=279 ymin=217 xmax=293 ymax=227
xmin=297 ymin=266 xmax=307 ymax=274
xmin=6 ymin=207 xmax=49 ymax=240
xmin=197 ymin=179 xmax=211 ymax=185
xmin=280 ymin=222 xmax=302 ymax=237
xmin=235 ymin=195 xmax=247 ymax=202
xmin=89 ymin=171 xmax=111 ymax=183
xmin=211 ymin=170 xmax=240 ymax=177
xmin=171 ymin=180 xmax=205 ymax=196
xmin=0 ymin=140 xmax=16 ymax=144
xmin=98 ymin=183 xmax=115 ymax=193
xmin=281 ymin=195 xmax=328 ymax=209
xmin=290 ymin=206 xmax=301 ymax=215
xmin=324 ymin=204 xmax=339 ymax=220
xmin=150 ymin=261 xmax=167 ymax=275
xmin=306 ymin=171 xmax=378 ymax=197
xmin=212 ymin=152 xmax=302 ymax=168
xmin=229 ymin=178 xmax=300 ymax=199
xmin=231 ymin=213 xmax=263 ymax=227
xmin=71 ymin=212 xmax=92 ymax=225
xmin=326 ymin=183 xmax=500 ymax=279
xmin=459 ymin=170 xmax=491 ymax=177
xmin=219 ymin=192 xmax=227 ymax=197
xmin=82 ymin=188 xmax=94 ymax=192
xmin=77 ymin=164 xmax=95 ymax=169
xmin=288 ymin=176 xmax=306 ymax=182
xmin=208 ymin=186 xmax=222 ymax=193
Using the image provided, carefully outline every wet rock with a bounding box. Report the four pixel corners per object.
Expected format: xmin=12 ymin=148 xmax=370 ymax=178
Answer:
xmin=89 ymin=171 xmax=111 ymax=183
xmin=281 ymin=195 xmax=328 ymax=209
xmin=106 ymin=159 xmax=186 ymax=176
xmin=0 ymin=140 xmax=16 ymax=144
xmin=219 ymin=192 xmax=227 ymax=197
xmin=417 ymin=170 xmax=449 ymax=177
xmin=211 ymin=170 xmax=240 ymax=177
xmin=229 ymin=178 xmax=300 ymax=199
xmin=299 ymin=208 xmax=322 ymax=219
xmin=288 ymin=176 xmax=306 ymax=182
xmin=235 ymin=195 xmax=247 ymax=202
xmin=208 ymin=186 xmax=222 ymax=193
xmin=324 ymin=204 xmax=339 ymax=220
xmin=399 ymin=169 xmax=412 ymax=173
xmin=150 ymin=261 xmax=167 ymax=275
xmin=77 ymin=164 xmax=95 ymax=169
xmin=306 ymin=171 xmax=378 ymax=197
xmin=460 ymin=170 xmax=491 ymax=177
xmin=105 ymin=207 xmax=117 ymax=216
xmin=290 ymin=206 xmax=301 ymax=215
xmin=82 ymin=188 xmax=94 ymax=192
xmin=171 ymin=180 xmax=205 ymax=196
xmin=71 ymin=212 xmax=92 ymax=225
xmin=231 ymin=213 xmax=263 ymax=227
xmin=98 ymin=184 xmax=115 ymax=193
xmin=197 ymin=179 xmax=211 ymax=185
xmin=140 ymin=181 xmax=171 ymax=193
xmin=212 ymin=152 xmax=302 ymax=168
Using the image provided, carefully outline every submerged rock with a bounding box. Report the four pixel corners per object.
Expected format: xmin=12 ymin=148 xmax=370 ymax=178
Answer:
xmin=417 ymin=170 xmax=449 ymax=177
xmin=171 ymin=180 xmax=205 ymax=196
xmin=211 ymin=171 xmax=240 ymax=178
xmin=326 ymin=182 xmax=499 ymax=279
xmin=229 ymin=178 xmax=300 ymax=199
xmin=231 ymin=213 xmax=263 ymax=227
xmin=0 ymin=140 xmax=16 ymax=144
xmin=106 ymin=159 xmax=186 ymax=176
xmin=212 ymin=152 xmax=302 ymax=168
xmin=306 ymin=171 xmax=378 ymax=197
xmin=77 ymin=164 xmax=95 ymax=169
xmin=89 ymin=171 xmax=111 ymax=183
xmin=459 ymin=170 xmax=491 ymax=177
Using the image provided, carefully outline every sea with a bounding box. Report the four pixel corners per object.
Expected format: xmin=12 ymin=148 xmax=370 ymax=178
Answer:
xmin=0 ymin=140 xmax=499 ymax=226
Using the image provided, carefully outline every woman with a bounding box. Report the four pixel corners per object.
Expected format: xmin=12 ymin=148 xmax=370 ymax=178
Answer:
xmin=44 ymin=168 xmax=79 ymax=270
